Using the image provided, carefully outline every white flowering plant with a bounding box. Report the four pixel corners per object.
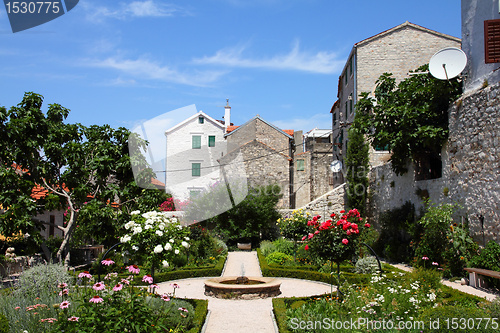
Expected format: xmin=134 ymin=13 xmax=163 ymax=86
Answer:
xmin=120 ymin=210 xmax=190 ymax=269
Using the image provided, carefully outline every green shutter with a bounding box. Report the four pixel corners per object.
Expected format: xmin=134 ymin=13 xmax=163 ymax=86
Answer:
xmin=208 ymin=136 xmax=215 ymax=147
xmin=192 ymin=163 xmax=201 ymax=177
xmin=297 ymin=159 xmax=305 ymax=171
xmin=192 ymin=136 xmax=201 ymax=149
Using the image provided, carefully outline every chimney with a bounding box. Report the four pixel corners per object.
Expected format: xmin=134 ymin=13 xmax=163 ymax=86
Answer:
xmin=224 ymin=99 xmax=231 ymax=131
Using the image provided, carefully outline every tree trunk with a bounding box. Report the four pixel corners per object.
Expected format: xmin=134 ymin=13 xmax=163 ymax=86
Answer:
xmin=57 ymin=200 xmax=77 ymax=268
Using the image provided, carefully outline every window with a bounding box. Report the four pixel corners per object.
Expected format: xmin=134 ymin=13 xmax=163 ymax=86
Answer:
xmin=192 ymin=163 xmax=201 ymax=177
xmin=297 ymin=159 xmax=305 ymax=171
xmin=344 ymin=72 xmax=348 ymax=85
xmin=199 ymin=116 xmax=204 ymax=124
xmin=208 ymin=135 xmax=215 ymax=147
xmin=345 ymin=101 xmax=349 ymax=117
xmin=349 ymin=96 xmax=353 ymax=115
xmin=192 ymin=135 xmax=201 ymax=149
xmin=349 ymin=57 xmax=353 ymax=76
xmin=333 ymin=113 xmax=337 ymax=126
xmin=374 ymin=144 xmax=390 ymax=151
xmin=485 ymin=19 xmax=500 ymax=63
xmin=339 ymin=130 xmax=344 ymax=145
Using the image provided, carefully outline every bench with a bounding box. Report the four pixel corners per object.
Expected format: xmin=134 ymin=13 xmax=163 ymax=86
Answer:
xmin=464 ymin=267 xmax=500 ymax=288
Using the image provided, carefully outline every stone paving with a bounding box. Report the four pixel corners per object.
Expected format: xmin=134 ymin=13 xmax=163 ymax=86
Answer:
xmin=156 ymin=251 xmax=333 ymax=333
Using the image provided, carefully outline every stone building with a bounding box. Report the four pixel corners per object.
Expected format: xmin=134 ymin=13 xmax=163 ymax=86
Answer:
xmin=332 ymin=21 xmax=461 ymax=169
xmin=223 ymin=116 xmax=295 ymax=208
xmin=461 ymin=0 xmax=500 ymax=93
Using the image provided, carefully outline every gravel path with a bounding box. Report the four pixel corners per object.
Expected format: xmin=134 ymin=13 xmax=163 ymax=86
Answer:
xmin=155 ymin=251 xmax=333 ymax=333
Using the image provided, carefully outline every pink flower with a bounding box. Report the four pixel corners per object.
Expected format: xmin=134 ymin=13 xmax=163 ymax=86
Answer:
xmin=121 ymin=278 xmax=131 ymax=285
xmin=161 ymin=294 xmax=171 ymax=301
xmin=422 ymin=256 xmax=429 ymax=260
xmin=14 ymin=307 xmax=20 ymax=310
xmin=142 ymin=274 xmax=153 ymax=284
xmin=89 ymin=296 xmax=104 ymax=303
xmin=342 ymin=238 xmax=349 ymax=245
xmin=127 ymin=265 xmax=140 ymax=274
xmin=78 ymin=271 xmax=92 ymax=279
xmin=178 ymin=307 xmax=189 ymax=312
xmin=346 ymin=229 xmax=352 ymax=236
xmin=308 ymin=233 xmax=314 ymax=239
xmin=93 ymin=282 xmax=105 ymax=291
xmin=68 ymin=316 xmax=79 ymax=322
xmin=59 ymin=301 xmax=70 ymax=309
xmin=170 ymin=283 xmax=180 ymax=289
xmin=432 ymin=262 xmax=439 ymax=266
xmin=59 ymin=288 xmax=69 ymax=296
xmin=58 ymin=283 xmax=68 ymax=289
xmin=314 ymin=230 xmax=320 ymax=235
xmin=301 ymin=235 xmax=307 ymax=241
xmin=101 ymin=258 xmax=115 ymax=266
xmin=113 ymin=283 xmax=123 ymax=291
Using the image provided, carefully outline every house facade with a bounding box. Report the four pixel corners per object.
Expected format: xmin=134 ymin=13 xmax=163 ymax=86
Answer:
xmin=332 ymin=21 xmax=461 ymax=169
xmin=462 ymin=0 xmax=500 ymax=93
xmin=165 ymin=109 xmax=228 ymax=201
xmin=223 ymin=116 xmax=295 ymax=209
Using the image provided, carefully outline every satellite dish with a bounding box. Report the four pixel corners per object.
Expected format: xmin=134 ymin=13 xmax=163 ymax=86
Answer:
xmin=330 ymin=160 xmax=342 ymax=173
xmin=429 ymin=47 xmax=467 ymax=80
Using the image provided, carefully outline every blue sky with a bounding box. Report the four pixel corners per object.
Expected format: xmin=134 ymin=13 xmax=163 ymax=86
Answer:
xmin=0 ymin=0 xmax=461 ymax=133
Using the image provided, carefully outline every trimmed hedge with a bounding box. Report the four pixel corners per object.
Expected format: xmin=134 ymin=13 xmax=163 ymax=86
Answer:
xmin=184 ymin=298 xmax=209 ymax=333
xmin=153 ymin=255 xmax=227 ymax=283
xmin=258 ymin=249 xmax=398 ymax=285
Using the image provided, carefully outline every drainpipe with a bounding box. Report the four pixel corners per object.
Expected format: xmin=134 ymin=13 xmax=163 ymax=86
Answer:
xmin=289 ymin=137 xmax=295 ymax=209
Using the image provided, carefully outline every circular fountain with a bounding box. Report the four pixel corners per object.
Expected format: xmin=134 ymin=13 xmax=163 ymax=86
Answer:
xmin=204 ymin=276 xmax=281 ymax=299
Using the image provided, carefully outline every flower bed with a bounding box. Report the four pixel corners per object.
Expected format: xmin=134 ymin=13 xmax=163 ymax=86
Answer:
xmin=273 ymin=267 xmax=497 ymax=333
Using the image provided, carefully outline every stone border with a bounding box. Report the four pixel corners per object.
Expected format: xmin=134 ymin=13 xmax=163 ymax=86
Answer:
xmin=204 ymin=276 xmax=281 ymax=299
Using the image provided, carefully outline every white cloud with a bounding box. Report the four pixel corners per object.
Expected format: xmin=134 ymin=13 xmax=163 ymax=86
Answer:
xmin=194 ymin=40 xmax=344 ymax=74
xmin=82 ymin=1 xmax=189 ymax=22
xmin=272 ymin=112 xmax=332 ymax=132
xmin=85 ymin=56 xmax=227 ymax=86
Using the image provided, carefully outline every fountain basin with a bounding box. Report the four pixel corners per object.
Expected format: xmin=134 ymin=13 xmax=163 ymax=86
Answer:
xmin=204 ymin=276 xmax=281 ymax=299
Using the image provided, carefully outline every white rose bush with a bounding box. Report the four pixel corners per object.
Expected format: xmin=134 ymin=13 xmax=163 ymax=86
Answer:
xmin=120 ymin=210 xmax=190 ymax=269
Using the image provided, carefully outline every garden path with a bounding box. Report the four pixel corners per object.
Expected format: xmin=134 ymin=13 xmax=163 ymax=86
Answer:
xmin=387 ymin=262 xmax=498 ymax=301
xmin=155 ymin=251 xmax=333 ymax=333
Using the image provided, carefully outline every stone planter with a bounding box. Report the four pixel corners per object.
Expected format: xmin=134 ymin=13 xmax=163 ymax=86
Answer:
xmin=237 ymin=243 xmax=251 ymax=250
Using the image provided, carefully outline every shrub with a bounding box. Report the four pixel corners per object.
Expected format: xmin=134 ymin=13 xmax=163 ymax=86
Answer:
xmin=260 ymin=240 xmax=276 ymax=257
xmin=14 ymin=262 xmax=72 ymax=298
xmin=469 ymin=240 xmax=500 ymax=288
xmin=354 ymin=256 xmax=378 ymax=274
xmin=273 ymin=238 xmax=294 ymax=257
xmin=0 ymin=313 xmax=8 ymax=333
xmin=373 ymin=201 xmax=420 ymax=263
xmin=267 ymin=252 xmax=293 ymax=265
xmin=417 ymin=306 xmax=496 ymax=333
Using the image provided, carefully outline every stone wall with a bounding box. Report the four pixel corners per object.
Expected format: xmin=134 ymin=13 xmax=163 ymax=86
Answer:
xmin=280 ymin=184 xmax=345 ymax=219
xmin=447 ymin=83 xmax=500 ymax=243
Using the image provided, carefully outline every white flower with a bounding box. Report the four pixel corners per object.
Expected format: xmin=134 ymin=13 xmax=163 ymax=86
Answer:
xmin=124 ymin=221 xmax=135 ymax=230
xmin=162 ymin=260 xmax=169 ymax=268
xmin=120 ymin=235 xmax=132 ymax=243
xmin=144 ymin=225 xmax=152 ymax=230
xmin=181 ymin=241 xmax=190 ymax=248
xmin=156 ymin=230 xmax=164 ymax=237
xmin=184 ymin=237 xmax=190 ymax=241
xmin=427 ymin=292 xmax=436 ymax=302
xmin=145 ymin=219 xmax=154 ymax=225
xmin=164 ymin=243 xmax=172 ymax=251
xmin=158 ymin=223 xmax=165 ymax=230
xmin=154 ymin=245 xmax=163 ymax=253
xmin=130 ymin=210 xmax=140 ymax=215
xmin=132 ymin=245 xmax=139 ymax=251
xmin=174 ymin=249 xmax=180 ymax=255
xmin=133 ymin=226 xmax=143 ymax=235
xmin=169 ymin=239 xmax=174 ymax=243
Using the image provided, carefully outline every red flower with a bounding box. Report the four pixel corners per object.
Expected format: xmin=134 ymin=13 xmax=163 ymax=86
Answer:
xmin=314 ymin=230 xmax=320 ymax=235
xmin=340 ymin=210 xmax=345 ymax=214
xmin=305 ymin=245 xmax=309 ymax=250
xmin=364 ymin=223 xmax=371 ymax=228
xmin=301 ymin=235 xmax=307 ymax=241
xmin=330 ymin=213 xmax=336 ymax=218
xmin=342 ymin=238 xmax=349 ymax=245
xmin=308 ymin=233 xmax=314 ymax=240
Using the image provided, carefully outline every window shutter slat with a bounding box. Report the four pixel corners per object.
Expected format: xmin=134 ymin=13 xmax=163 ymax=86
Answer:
xmin=485 ymin=19 xmax=500 ymax=63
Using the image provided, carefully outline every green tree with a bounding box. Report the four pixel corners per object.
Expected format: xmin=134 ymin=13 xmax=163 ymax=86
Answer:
xmin=355 ymin=65 xmax=462 ymax=175
xmin=0 ymin=92 xmax=156 ymax=266
xmin=345 ymin=125 xmax=369 ymax=215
